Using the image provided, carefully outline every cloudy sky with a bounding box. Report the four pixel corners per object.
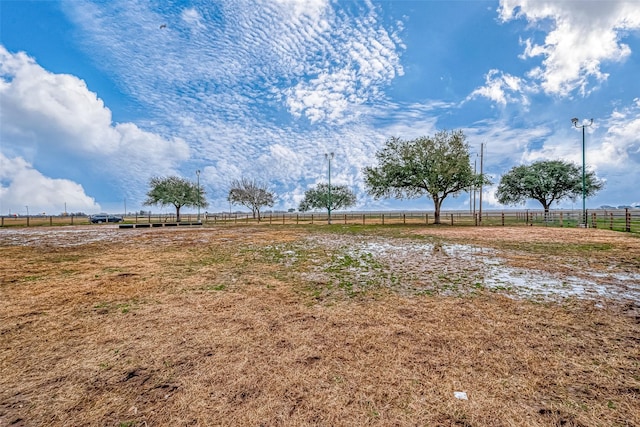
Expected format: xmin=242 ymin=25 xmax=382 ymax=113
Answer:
xmin=1 ymin=0 xmax=639 ymax=215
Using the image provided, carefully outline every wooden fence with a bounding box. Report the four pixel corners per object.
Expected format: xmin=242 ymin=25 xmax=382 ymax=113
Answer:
xmin=1 ymin=209 xmax=639 ymax=233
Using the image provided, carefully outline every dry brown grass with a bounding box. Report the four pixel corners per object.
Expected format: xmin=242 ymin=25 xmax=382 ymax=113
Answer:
xmin=1 ymin=225 xmax=638 ymax=426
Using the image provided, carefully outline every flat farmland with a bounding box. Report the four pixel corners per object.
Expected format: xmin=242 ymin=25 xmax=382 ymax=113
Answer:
xmin=1 ymin=225 xmax=639 ymax=426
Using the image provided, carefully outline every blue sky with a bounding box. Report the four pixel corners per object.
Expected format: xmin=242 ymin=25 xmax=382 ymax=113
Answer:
xmin=1 ymin=0 xmax=639 ymax=215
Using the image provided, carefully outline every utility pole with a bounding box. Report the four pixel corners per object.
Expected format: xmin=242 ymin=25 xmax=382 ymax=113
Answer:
xmin=472 ymin=157 xmax=477 ymax=217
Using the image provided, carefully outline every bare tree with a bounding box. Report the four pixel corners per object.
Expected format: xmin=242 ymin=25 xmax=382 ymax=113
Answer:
xmin=227 ymin=178 xmax=275 ymax=220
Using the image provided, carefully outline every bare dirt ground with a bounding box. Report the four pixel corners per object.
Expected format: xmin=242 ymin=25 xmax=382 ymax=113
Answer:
xmin=1 ymin=224 xmax=639 ymax=426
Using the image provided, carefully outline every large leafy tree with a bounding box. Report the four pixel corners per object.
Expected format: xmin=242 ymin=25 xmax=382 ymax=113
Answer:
xmin=496 ymin=160 xmax=603 ymax=214
xmin=227 ymin=178 xmax=275 ymax=220
xmin=363 ymin=130 xmax=484 ymax=224
xmin=298 ymin=183 xmax=357 ymax=218
xmin=144 ymin=176 xmax=207 ymax=222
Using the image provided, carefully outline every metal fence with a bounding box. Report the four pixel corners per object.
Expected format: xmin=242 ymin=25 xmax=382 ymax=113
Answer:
xmin=1 ymin=209 xmax=639 ymax=233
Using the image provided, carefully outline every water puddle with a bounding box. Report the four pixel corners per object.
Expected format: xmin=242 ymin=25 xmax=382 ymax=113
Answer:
xmin=310 ymin=235 xmax=640 ymax=304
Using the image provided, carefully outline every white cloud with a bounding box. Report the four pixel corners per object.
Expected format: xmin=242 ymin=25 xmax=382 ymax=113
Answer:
xmin=597 ymin=98 xmax=640 ymax=168
xmin=467 ymin=69 xmax=531 ymax=106
xmin=63 ymin=0 xmax=404 ymax=126
xmin=273 ymin=0 xmax=329 ymax=21
xmin=277 ymin=1 xmax=404 ymax=123
xmin=0 ymin=153 xmax=100 ymax=215
xmin=0 ymin=46 xmax=116 ymax=154
xmin=498 ymin=0 xmax=640 ymax=96
xmin=181 ymin=7 xmax=205 ymax=29
xmin=0 ymin=46 xmax=190 ymax=201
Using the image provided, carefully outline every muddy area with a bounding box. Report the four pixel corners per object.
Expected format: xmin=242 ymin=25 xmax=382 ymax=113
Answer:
xmin=301 ymin=234 xmax=640 ymax=303
xmin=2 ymin=224 xmax=637 ymax=304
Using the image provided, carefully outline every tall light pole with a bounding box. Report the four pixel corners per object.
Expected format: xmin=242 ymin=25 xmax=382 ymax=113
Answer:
xmin=196 ymin=170 xmax=201 ymax=222
xmin=478 ymin=142 xmax=484 ymax=224
xmin=571 ymin=117 xmax=593 ymax=227
xmin=325 ymin=152 xmax=334 ymax=225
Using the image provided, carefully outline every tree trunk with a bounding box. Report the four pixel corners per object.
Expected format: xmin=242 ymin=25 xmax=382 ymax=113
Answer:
xmin=176 ymin=206 xmax=181 ymax=222
xmin=543 ymin=203 xmax=550 ymax=222
xmin=433 ymin=197 xmax=442 ymax=224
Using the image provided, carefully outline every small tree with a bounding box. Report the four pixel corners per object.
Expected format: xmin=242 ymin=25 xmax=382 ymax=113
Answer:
xmin=144 ymin=176 xmax=207 ymax=222
xmin=298 ymin=184 xmax=356 ymax=218
xmin=496 ymin=160 xmax=603 ymax=216
xmin=227 ymin=178 xmax=275 ymax=220
xmin=363 ymin=130 xmax=485 ymax=224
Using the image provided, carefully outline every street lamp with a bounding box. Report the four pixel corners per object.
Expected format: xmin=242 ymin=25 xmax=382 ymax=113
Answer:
xmin=325 ymin=152 xmax=334 ymax=225
xmin=571 ymin=117 xmax=593 ymax=227
xmin=196 ymin=170 xmax=201 ymax=222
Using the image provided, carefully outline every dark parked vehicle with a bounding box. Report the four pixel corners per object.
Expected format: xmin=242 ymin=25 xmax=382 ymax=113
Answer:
xmin=89 ymin=213 xmax=123 ymax=223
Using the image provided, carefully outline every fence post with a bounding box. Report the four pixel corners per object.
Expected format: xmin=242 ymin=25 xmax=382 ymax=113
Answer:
xmin=626 ymin=209 xmax=631 ymax=232
xmin=403 ymin=214 xmax=406 ymax=224
xmin=501 ymin=212 xmax=505 ymax=226
xmin=450 ymin=213 xmax=454 ymax=226
xmin=382 ymin=214 xmax=384 ymax=225
xmin=269 ymin=214 xmax=272 ymax=225
xmin=474 ymin=213 xmax=478 ymax=226
xmin=362 ymin=214 xmax=365 ymax=225
xmin=585 ymin=209 xmax=588 ymax=228
xmin=425 ymin=213 xmax=428 ymax=225
xmin=344 ymin=214 xmax=347 ymax=225
xmin=591 ymin=212 xmax=597 ymax=228
xmin=296 ymin=214 xmax=299 ymax=225
xmin=610 ymin=213 xmax=613 ymax=230
xmin=1 ymin=217 xmax=3 ymax=227
xmin=311 ymin=214 xmax=314 ymax=224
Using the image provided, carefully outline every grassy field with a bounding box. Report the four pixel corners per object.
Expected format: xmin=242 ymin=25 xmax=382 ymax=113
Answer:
xmin=1 ymin=224 xmax=639 ymax=426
